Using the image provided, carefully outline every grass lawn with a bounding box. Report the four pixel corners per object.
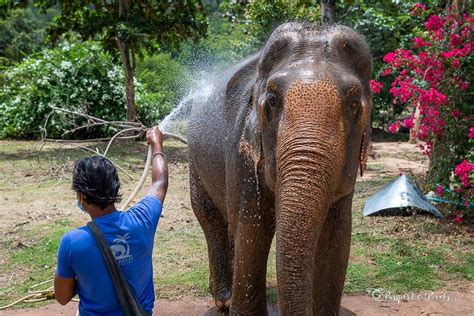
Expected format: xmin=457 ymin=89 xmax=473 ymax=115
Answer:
xmin=0 ymin=140 xmax=472 ymax=308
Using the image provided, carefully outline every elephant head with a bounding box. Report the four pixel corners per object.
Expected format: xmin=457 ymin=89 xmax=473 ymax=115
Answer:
xmin=241 ymin=23 xmax=372 ymax=313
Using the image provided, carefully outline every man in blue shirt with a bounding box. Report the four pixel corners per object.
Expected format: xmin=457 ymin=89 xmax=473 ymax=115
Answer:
xmin=54 ymin=127 xmax=168 ymax=315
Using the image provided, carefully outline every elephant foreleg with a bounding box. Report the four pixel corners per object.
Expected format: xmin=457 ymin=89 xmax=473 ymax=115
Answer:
xmin=189 ymin=163 xmax=234 ymax=310
xmin=311 ymin=192 xmax=353 ymax=315
xmin=229 ymin=196 xmax=275 ymax=316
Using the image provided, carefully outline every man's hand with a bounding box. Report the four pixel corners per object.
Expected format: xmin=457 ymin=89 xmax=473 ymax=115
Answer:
xmin=146 ymin=127 xmax=164 ymax=149
xmin=145 ymin=126 xmax=168 ymax=203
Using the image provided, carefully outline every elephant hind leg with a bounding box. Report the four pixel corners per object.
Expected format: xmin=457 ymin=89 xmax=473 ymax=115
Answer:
xmin=189 ymin=162 xmax=233 ymax=310
xmin=312 ymin=193 xmax=353 ymax=316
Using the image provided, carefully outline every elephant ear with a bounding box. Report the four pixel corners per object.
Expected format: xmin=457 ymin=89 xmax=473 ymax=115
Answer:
xmin=359 ymin=125 xmax=371 ymax=177
xmin=239 ymin=99 xmax=262 ymax=166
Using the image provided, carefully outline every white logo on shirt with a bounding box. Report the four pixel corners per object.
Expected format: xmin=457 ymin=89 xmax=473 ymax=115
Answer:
xmin=110 ymin=233 xmax=133 ymax=265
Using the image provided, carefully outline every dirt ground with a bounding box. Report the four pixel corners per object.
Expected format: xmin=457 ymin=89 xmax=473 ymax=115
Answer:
xmin=2 ymin=285 xmax=473 ymax=316
xmin=1 ymin=140 xmax=473 ymax=315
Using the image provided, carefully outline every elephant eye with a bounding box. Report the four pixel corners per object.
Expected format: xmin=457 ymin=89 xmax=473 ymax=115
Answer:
xmin=265 ymin=93 xmax=278 ymax=110
xmin=351 ymin=100 xmax=361 ymax=118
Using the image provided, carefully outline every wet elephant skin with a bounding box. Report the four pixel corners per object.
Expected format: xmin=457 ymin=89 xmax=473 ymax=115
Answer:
xmin=187 ymin=22 xmax=373 ymax=316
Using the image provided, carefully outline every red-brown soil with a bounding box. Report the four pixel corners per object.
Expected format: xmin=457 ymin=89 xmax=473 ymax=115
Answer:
xmin=2 ymin=285 xmax=473 ymax=316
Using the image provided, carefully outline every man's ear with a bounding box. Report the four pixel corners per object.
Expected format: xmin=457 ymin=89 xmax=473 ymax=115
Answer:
xmin=239 ymin=101 xmax=262 ymax=165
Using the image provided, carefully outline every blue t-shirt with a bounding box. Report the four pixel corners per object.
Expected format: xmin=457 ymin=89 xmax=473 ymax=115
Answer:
xmin=56 ymin=195 xmax=162 ymax=316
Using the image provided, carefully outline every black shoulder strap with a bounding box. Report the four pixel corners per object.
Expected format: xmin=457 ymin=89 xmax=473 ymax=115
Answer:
xmin=87 ymin=221 xmax=147 ymax=316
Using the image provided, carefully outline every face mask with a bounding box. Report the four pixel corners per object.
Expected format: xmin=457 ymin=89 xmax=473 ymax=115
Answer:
xmin=77 ymin=200 xmax=87 ymax=214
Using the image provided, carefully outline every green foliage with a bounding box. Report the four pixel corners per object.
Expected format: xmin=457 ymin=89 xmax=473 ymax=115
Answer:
xmin=245 ymin=0 xmax=320 ymax=42
xmin=220 ymin=0 xmax=320 ymax=44
xmin=177 ymin=14 xmax=257 ymax=71
xmin=339 ymin=1 xmax=420 ymax=58
xmin=0 ymin=7 xmax=58 ymax=67
xmin=39 ymin=1 xmax=208 ymax=59
xmin=0 ymin=41 xmax=126 ymax=139
xmin=135 ymin=53 xmax=191 ymax=126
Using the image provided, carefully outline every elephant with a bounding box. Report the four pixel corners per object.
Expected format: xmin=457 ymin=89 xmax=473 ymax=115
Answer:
xmin=187 ymin=22 xmax=372 ymax=315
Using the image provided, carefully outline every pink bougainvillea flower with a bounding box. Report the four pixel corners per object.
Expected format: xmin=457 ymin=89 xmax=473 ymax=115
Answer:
xmin=383 ymin=52 xmax=397 ymax=64
xmin=411 ymin=3 xmax=427 ymax=16
xmin=413 ymin=37 xmax=433 ymax=48
xmin=452 ymin=58 xmax=461 ymax=68
xmin=436 ymin=185 xmax=443 ymax=196
xmin=456 ymin=42 xmax=474 ymax=57
xmin=441 ymin=50 xmax=455 ymax=59
xmin=432 ymin=29 xmax=444 ymax=41
xmin=468 ymin=127 xmax=474 ymax=139
xmin=426 ymin=15 xmax=445 ymax=31
xmin=455 ymin=211 xmax=462 ymax=223
xmin=458 ymin=81 xmax=469 ymax=91
xmin=450 ymin=34 xmax=462 ymax=46
xmin=418 ymin=125 xmax=429 ymax=140
xmin=404 ymin=116 xmax=414 ymax=129
xmin=419 ymin=88 xmax=447 ymax=106
xmin=389 ymin=121 xmax=401 ymax=134
xmin=454 ymin=160 xmax=474 ymax=187
xmin=381 ymin=67 xmax=392 ymax=76
xmin=370 ymin=80 xmax=383 ymax=94
xmin=451 ymin=110 xmax=461 ymax=119
xmin=461 ymin=26 xmax=471 ymax=38
xmin=400 ymin=48 xmax=413 ymax=59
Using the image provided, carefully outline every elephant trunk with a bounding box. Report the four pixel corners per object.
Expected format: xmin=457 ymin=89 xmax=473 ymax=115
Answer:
xmin=275 ymin=125 xmax=341 ymax=315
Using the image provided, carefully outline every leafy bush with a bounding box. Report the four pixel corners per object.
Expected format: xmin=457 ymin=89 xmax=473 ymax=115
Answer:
xmin=0 ymin=39 xmax=193 ymax=139
xmin=372 ymin=5 xmax=473 ymax=219
xmin=0 ymin=7 xmax=58 ymax=67
xmin=0 ymin=41 xmax=126 ymax=139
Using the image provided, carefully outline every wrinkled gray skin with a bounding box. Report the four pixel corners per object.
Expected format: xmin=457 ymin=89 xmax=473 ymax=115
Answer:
xmin=188 ymin=22 xmax=372 ymax=315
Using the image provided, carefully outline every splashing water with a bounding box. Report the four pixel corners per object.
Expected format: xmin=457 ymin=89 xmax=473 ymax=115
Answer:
xmin=159 ymin=76 xmax=214 ymax=142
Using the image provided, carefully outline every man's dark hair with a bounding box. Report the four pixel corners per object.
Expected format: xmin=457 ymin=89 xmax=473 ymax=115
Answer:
xmin=72 ymin=156 xmax=122 ymax=209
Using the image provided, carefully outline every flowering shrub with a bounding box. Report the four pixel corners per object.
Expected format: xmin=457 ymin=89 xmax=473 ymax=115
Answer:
xmin=372 ymin=5 xmax=474 ymax=219
xmin=0 ymin=41 xmax=172 ymax=139
xmin=0 ymin=41 xmax=127 ymax=139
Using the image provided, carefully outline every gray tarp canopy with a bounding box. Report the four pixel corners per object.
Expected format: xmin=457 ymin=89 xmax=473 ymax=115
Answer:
xmin=363 ymin=175 xmax=443 ymax=218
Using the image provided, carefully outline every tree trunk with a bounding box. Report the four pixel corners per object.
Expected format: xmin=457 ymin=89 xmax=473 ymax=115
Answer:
xmin=321 ymin=0 xmax=336 ymax=25
xmin=409 ymin=102 xmax=421 ymax=144
xmin=117 ymin=37 xmax=136 ymax=122
xmin=131 ymin=44 xmax=136 ymax=75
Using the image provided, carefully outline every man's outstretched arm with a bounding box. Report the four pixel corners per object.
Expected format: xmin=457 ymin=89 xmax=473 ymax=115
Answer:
xmin=145 ymin=127 xmax=169 ymax=203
